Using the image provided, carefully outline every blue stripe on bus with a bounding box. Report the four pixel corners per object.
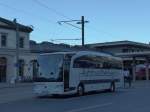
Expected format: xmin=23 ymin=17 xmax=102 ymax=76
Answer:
xmin=81 ymin=79 xmax=120 ymax=84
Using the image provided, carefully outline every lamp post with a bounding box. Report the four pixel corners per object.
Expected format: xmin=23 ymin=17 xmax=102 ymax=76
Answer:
xmin=13 ymin=19 xmax=19 ymax=81
xmin=58 ymin=16 xmax=89 ymax=46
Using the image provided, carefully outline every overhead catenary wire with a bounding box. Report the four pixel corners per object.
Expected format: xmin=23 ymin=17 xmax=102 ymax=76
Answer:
xmin=60 ymin=22 xmax=81 ymax=30
xmin=32 ymin=0 xmax=82 ymax=43
xmin=0 ymin=0 xmax=118 ymax=44
xmin=32 ymin=0 xmax=72 ymax=20
xmin=0 ymin=1 xmax=80 ymax=42
xmin=0 ymin=0 xmax=76 ymax=35
xmin=32 ymin=0 xmax=117 ymax=40
xmin=32 ymin=0 xmax=81 ymax=30
xmin=0 ymin=1 xmax=56 ymax=25
xmin=32 ymin=0 xmax=82 ymax=29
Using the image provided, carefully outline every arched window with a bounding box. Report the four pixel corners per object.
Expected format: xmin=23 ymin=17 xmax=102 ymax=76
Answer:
xmin=19 ymin=59 xmax=25 ymax=77
xmin=0 ymin=57 xmax=7 ymax=66
xmin=30 ymin=60 xmax=39 ymax=78
xmin=19 ymin=37 xmax=24 ymax=48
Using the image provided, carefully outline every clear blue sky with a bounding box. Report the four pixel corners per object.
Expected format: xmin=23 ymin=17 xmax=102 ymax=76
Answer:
xmin=0 ymin=0 xmax=150 ymax=45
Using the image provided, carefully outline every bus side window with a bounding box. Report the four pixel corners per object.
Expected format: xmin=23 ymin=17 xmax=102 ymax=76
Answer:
xmin=73 ymin=60 xmax=79 ymax=68
xmin=103 ymin=62 xmax=111 ymax=69
xmin=73 ymin=58 xmax=102 ymax=69
xmin=73 ymin=61 xmax=84 ymax=68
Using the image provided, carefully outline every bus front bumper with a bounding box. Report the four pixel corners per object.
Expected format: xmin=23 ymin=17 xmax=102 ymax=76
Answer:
xmin=33 ymin=82 xmax=64 ymax=96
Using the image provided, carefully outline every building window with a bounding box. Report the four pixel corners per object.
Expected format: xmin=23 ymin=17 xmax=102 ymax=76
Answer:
xmin=131 ymin=49 xmax=134 ymax=52
xmin=122 ymin=49 xmax=128 ymax=53
xmin=19 ymin=37 xmax=24 ymax=48
xmin=1 ymin=34 xmax=7 ymax=47
xmin=30 ymin=60 xmax=39 ymax=78
xmin=19 ymin=59 xmax=24 ymax=77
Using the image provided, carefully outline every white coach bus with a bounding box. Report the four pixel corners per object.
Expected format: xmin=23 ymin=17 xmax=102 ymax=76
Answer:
xmin=33 ymin=51 xmax=124 ymax=96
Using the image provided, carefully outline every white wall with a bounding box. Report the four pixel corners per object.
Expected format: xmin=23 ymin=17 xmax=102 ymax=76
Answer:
xmin=6 ymin=55 xmax=16 ymax=82
xmin=19 ymin=54 xmax=37 ymax=78
xmin=0 ymin=28 xmax=30 ymax=50
xmin=0 ymin=26 xmax=36 ymax=83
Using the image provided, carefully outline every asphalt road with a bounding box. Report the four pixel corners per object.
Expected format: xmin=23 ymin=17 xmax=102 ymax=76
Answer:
xmin=0 ymin=85 xmax=34 ymax=104
xmin=0 ymin=82 xmax=150 ymax=112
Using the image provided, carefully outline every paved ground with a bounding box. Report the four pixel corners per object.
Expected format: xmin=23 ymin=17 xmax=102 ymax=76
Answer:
xmin=0 ymin=85 xmax=34 ymax=104
xmin=0 ymin=83 xmax=33 ymax=89
xmin=0 ymin=81 xmax=150 ymax=112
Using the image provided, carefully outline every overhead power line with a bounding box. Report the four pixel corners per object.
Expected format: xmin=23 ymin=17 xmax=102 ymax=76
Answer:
xmin=0 ymin=1 xmax=117 ymax=43
xmin=32 ymin=0 xmax=72 ymax=20
xmin=58 ymin=16 xmax=89 ymax=46
xmin=58 ymin=21 xmax=81 ymax=30
xmin=0 ymin=1 xmax=56 ymax=25
xmin=0 ymin=1 xmax=80 ymax=39
xmin=51 ymin=38 xmax=81 ymax=41
xmin=32 ymin=0 xmax=116 ymax=40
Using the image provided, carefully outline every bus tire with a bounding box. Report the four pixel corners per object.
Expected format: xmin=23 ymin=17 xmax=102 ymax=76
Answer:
xmin=77 ymin=84 xmax=84 ymax=96
xmin=110 ymin=82 xmax=115 ymax=92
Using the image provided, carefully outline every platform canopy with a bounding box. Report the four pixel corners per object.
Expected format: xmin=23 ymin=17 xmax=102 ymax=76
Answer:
xmin=116 ymin=51 xmax=150 ymax=81
xmin=116 ymin=51 xmax=150 ymax=58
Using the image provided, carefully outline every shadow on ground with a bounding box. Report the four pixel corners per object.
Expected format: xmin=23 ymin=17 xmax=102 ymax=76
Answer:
xmin=35 ymin=89 xmax=128 ymax=99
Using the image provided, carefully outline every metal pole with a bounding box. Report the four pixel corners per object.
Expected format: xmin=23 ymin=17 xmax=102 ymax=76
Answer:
xmin=81 ymin=16 xmax=84 ymax=46
xmin=132 ymin=57 xmax=136 ymax=82
xmin=13 ymin=19 xmax=19 ymax=81
xmin=145 ymin=57 xmax=149 ymax=80
xmin=57 ymin=16 xmax=88 ymax=46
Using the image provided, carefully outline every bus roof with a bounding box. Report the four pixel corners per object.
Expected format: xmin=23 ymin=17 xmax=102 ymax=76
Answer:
xmin=39 ymin=51 xmax=122 ymax=60
xmin=39 ymin=51 xmax=76 ymax=55
xmin=75 ymin=51 xmax=122 ymax=60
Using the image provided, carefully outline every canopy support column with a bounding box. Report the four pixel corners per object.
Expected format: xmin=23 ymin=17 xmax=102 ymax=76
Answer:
xmin=132 ymin=57 xmax=136 ymax=82
xmin=145 ymin=57 xmax=149 ymax=80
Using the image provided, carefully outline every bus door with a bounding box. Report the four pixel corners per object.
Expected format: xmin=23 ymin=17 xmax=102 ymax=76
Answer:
xmin=63 ymin=58 xmax=70 ymax=91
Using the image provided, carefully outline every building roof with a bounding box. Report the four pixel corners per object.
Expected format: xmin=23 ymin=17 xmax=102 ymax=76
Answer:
xmin=40 ymin=51 xmax=121 ymax=60
xmin=87 ymin=40 xmax=150 ymax=49
xmin=0 ymin=17 xmax=33 ymax=33
xmin=116 ymin=51 xmax=150 ymax=58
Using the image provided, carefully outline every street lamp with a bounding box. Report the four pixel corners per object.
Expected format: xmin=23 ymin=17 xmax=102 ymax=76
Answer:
xmin=58 ymin=16 xmax=89 ymax=46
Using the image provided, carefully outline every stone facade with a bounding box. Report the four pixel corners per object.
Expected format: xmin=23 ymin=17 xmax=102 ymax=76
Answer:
xmin=0 ymin=17 xmax=37 ymax=83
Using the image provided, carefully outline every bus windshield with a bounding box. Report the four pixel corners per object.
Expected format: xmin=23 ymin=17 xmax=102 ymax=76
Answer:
xmin=35 ymin=54 xmax=64 ymax=82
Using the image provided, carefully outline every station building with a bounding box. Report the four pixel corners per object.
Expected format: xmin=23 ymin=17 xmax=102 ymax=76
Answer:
xmin=0 ymin=17 xmax=37 ymax=83
xmin=87 ymin=40 xmax=150 ymax=81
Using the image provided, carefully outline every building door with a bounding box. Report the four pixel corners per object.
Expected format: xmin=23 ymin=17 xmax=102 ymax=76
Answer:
xmin=31 ymin=60 xmax=38 ymax=79
xmin=63 ymin=59 xmax=70 ymax=90
xmin=0 ymin=57 xmax=7 ymax=82
xmin=19 ymin=60 xmax=24 ymax=78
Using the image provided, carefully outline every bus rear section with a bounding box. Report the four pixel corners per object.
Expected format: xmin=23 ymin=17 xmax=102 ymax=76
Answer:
xmin=69 ymin=53 xmax=124 ymax=95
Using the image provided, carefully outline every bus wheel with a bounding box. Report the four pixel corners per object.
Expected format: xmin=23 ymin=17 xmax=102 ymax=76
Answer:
xmin=77 ymin=85 xmax=84 ymax=96
xmin=110 ymin=82 xmax=115 ymax=92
